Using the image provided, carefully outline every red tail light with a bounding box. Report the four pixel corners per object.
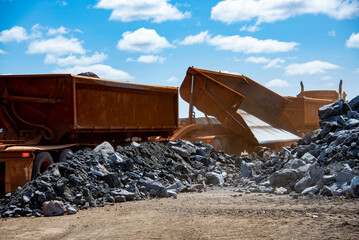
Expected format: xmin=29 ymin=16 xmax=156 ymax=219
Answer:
xmin=21 ymin=152 xmax=31 ymax=158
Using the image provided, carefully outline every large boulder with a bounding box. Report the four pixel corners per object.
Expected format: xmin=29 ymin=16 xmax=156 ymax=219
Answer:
xmin=318 ymin=99 xmax=345 ymax=120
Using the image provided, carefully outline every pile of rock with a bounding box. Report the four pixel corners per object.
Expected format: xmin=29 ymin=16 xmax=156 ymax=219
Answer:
xmin=236 ymin=96 xmax=359 ymax=197
xmin=0 ymin=140 xmax=240 ymax=218
xmin=1 ymin=96 xmax=358 ymax=218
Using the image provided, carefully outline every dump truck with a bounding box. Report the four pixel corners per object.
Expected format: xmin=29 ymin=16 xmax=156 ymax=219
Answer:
xmin=0 ymin=68 xmax=340 ymax=196
xmin=175 ymin=67 xmax=340 ymax=154
xmin=0 ymin=74 xmax=178 ymax=196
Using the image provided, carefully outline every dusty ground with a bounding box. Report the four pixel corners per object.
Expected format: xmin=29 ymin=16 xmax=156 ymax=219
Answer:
xmin=0 ymin=189 xmax=358 ymax=240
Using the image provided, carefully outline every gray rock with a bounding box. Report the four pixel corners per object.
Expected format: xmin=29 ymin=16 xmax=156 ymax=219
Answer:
xmin=269 ymin=169 xmax=300 ymax=188
xmin=322 ymin=175 xmax=336 ymax=184
xmin=205 ymin=172 xmax=225 ymax=186
xmin=301 ymin=185 xmax=319 ymax=195
xmin=274 ymin=187 xmax=289 ymax=195
xmin=318 ymin=99 xmax=345 ymax=120
xmin=335 ymin=164 xmax=356 ymax=183
xmin=93 ymin=141 xmax=114 ymax=155
xmin=348 ymin=95 xmax=359 ymax=111
xmin=42 ymin=200 xmax=66 ymax=216
xmin=350 ymin=176 xmax=359 ymax=197
xmin=241 ymin=161 xmax=255 ymax=178
xmin=300 ymin=152 xmax=316 ymax=164
xmin=167 ymin=181 xmax=186 ymax=193
xmin=119 ymin=190 xmax=136 ymax=201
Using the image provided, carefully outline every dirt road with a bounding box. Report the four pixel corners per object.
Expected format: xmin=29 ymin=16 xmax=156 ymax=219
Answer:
xmin=0 ymin=189 xmax=358 ymax=240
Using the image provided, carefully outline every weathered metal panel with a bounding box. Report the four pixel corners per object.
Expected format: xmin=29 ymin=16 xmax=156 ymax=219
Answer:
xmin=75 ymin=79 xmax=178 ymax=133
xmin=0 ymin=74 xmax=178 ymax=144
xmin=237 ymin=109 xmax=300 ymax=144
xmin=282 ymin=96 xmax=335 ymax=133
xmin=189 ymin=68 xmax=289 ymax=126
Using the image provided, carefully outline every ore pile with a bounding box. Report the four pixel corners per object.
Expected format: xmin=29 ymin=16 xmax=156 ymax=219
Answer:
xmin=236 ymin=96 xmax=359 ymax=197
xmin=0 ymin=140 xmax=240 ymax=218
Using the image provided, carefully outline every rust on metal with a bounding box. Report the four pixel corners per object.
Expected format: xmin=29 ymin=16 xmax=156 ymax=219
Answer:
xmin=0 ymin=74 xmax=178 ymax=145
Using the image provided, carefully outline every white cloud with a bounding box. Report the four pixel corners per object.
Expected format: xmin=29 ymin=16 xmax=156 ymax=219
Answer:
xmin=346 ymin=32 xmax=359 ymax=48
xmin=0 ymin=49 xmax=7 ymax=54
xmin=137 ymin=55 xmax=165 ymax=63
xmin=246 ymin=56 xmax=285 ymax=68
xmin=328 ymin=30 xmax=336 ymax=37
xmin=54 ymin=64 xmax=133 ymax=80
xmin=285 ymin=60 xmax=340 ymax=75
xmin=355 ymin=68 xmax=359 ymax=73
xmin=321 ymin=75 xmax=332 ymax=80
xmin=0 ymin=26 xmax=28 ymax=43
xmin=27 ymin=36 xmax=85 ymax=56
xmin=95 ymin=0 xmax=190 ymax=23
xmin=45 ymin=52 xmax=107 ymax=66
xmin=179 ymin=31 xmax=298 ymax=54
xmin=30 ymin=24 xmax=45 ymax=38
xmin=266 ymin=79 xmax=289 ymax=87
xmin=47 ymin=26 xmax=69 ymax=36
xmin=126 ymin=55 xmax=166 ymax=63
xmin=240 ymin=24 xmax=260 ymax=32
xmin=167 ymin=76 xmax=178 ymax=82
xmin=117 ymin=28 xmax=174 ymax=53
xmin=211 ymin=0 xmax=359 ymax=24
xmin=246 ymin=56 xmax=270 ymax=64
xmin=179 ymin=31 xmax=210 ymax=45
xmin=207 ymin=35 xmax=298 ymax=54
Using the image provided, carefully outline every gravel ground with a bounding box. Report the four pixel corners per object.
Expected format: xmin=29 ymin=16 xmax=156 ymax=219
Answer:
xmin=0 ymin=188 xmax=358 ymax=240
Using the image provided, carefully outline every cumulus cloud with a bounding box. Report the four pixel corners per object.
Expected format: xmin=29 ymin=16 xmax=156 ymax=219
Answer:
xmin=137 ymin=55 xmax=166 ymax=63
xmin=95 ymin=0 xmax=190 ymax=23
xmin=45 ymin=52 xmax=107 ymax=67
xmin=26 ymin=36 xmax=85 ymax=56
xmin=211 ymin=0 xmax=359 ymax=24
xmin=0 ymin=49 xmax=7 ymax=54
xmin=117 ymin=28 xmax=174 ymax=53
xmin=179 ymin=31 xmax=298 ymax=54
xmin=47 ymin=26 xmax=69 ymax=36
xmin=179 ymin=31 xmax=210 ymax=45
xmin=0 ymin=26 xmax=29 ymax=43
xmin=54 ymin=64 xmax=133 ymax=80
xmin=246 ymin=56 xmax=285 ymax=68
xmin=346 ymin=32 xmax=359 ymax=48
xmin=207 ymin=35 xmax=298 ymax=54
xmin=285 ymin=60 xmax=340 ymax=75
xmin=265 ymin=79 xmax=289 ymax=87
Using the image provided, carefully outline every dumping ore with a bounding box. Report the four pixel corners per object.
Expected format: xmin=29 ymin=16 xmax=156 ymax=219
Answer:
xmin=1 ymin=96 xmax=358 ymax=218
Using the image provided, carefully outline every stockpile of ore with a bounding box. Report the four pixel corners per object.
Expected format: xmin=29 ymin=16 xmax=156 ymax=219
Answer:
xmin=0 ymin=140 xmax=239 ymax=218
xmin=236 ymin=96 xmax=359 ymax=196
xmin=0 ymin=96 xmax=358 ymax=218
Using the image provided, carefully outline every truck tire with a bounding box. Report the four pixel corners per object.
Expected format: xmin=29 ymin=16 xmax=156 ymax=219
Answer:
xmin=57 ymin=148 xmax=73 ymax=162
xmin=33 ymin=152 xmax=54 ymax=175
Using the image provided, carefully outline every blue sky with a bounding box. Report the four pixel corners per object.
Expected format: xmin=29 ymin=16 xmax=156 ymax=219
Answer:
xmin=0 ymin=0 xmax=358 ymax=117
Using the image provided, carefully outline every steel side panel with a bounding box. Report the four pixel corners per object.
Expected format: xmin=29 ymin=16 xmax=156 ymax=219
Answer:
xmin=75 ymin=81 xmax=178 ymax=132
xmin=191 ymin=68 xmax=289 ymax=126
xmin=0 ymin=155 xmax=33 ymax=193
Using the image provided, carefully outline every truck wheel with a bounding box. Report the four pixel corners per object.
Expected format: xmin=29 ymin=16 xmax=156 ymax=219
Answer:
xmin=57 ymin=148 xmax=73 ymax=162
xmin=33 ymin=152 xmax=54 ymax=175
